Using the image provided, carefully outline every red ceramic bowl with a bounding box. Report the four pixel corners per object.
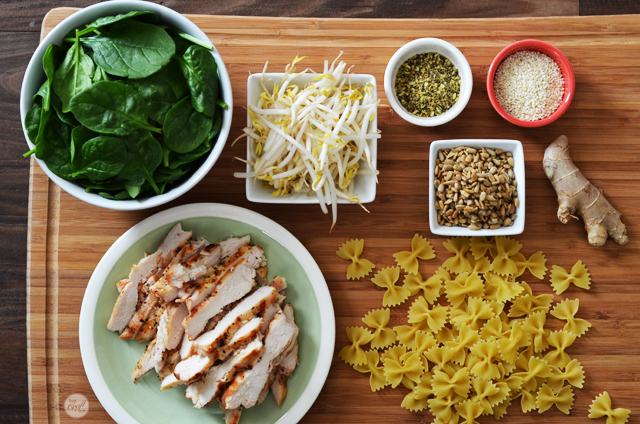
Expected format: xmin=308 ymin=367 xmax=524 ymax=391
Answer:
xmin=486 ymin=39 xmax=575 ymax=127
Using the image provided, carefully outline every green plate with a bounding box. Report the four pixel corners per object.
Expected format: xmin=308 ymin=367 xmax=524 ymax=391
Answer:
xmin=80 ymin=204 xmax=335 ymax=424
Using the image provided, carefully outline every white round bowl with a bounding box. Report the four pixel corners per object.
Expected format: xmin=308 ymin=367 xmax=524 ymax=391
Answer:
xmin=384 ymin=38 xmax=472 ymax=127
xmin=20 ymin=0 xmax=233 ymax=210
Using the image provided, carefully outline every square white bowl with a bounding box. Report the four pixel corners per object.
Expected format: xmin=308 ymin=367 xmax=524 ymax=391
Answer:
xmin=429 ymin=139 xmax=525 ymax=237
xmin=245 ymin=73 xmax=377 ymax=204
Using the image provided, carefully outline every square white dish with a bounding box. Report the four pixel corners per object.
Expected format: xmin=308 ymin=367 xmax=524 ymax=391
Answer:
xmin=245 ymin=73 xmax=377 ymax=204
xmin=429 ymin=139 xmax=525 ymax=237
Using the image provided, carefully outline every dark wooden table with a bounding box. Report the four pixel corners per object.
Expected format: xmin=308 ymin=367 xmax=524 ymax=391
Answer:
xmin=1 ymin=1 xmax=638 ymax=422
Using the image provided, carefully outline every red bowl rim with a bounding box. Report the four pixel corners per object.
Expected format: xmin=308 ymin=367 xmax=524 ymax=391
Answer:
xmin=486 ymin=39 xmax=575 ymax=128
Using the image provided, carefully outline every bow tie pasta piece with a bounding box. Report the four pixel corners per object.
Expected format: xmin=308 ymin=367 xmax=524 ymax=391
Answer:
xmin=470 ymin=378 xmax=501 ymax=414
xmin=544 ymin=330 xmax=576 ymax=369
xmin=371 ymin=266 xmax=410 ymax=307
xmin=550 ymin=260 xmax=591 ymax=294
xmin=467 ymin=340 xmax=502 ymax=380
xmin=589 ymin=391 xmax=631 ymax=424
xmin=408 ymin=297 xmax=449 ymax=333
xmin=489 ymin=236 xmax=522 ymax=276
xmin=426 ymin=346 xmax=457 ymax=372
xmin=443 ymin=237 xmax=473 ymax=274
xmin=515 ymin=388 xmax=538 ymax=413
xmin=536 ymin=383 xmax=574 ymax=414
xmin=353 ymin=349 xmax=388 ymax=392
xmin=429 ymin=397 xmax=461 ymax=424
xmin=467 ymin=253 xmax=491 ymax=274
xmin=480 ymin=316 xmax=509 ymax=341
xmin=487 ymin=381 xmax=511 ymax=410
xmin=338 ymin=326 xmax=374 ymax=365
xmin=435 ymin=325 xmax=458 ymax=345
xmin=513 ymin=251 xmax=547 ymax=279
xmin=469 ymin=236 xmax=497 ymax=259
xmin=497 ymin=321 xmax=531 ymax=364
xmin=412 ymin=331 xmax=438 ymax=368
xmin=393 ymin=233 xmax=435 ymax=274
xmin=394 ymin=321 xmax=431 ymax=350
xmin=432 ymin=367 xmax=471 ymax=399
xmin=492 ymin=398 xmax=511 ymax=420
xmin=445 ymin=272 xmax=485 ymax=308
xmin=336 ymin=239 xmax=375 ymax=280
xmin=403 ymin=272 xmax=443 ymax=303
xmin=362 ymin=308 xmax=396 ymax=349
xmin=445 ymin=323 xmax=480 ymax=365
xmin=522 ymin=310 xmax=550 ymax=352
xmin=450 ymin=297 xmax=495 ymax=331
xmin=551 ymin=298 xmax=592 ymax=337
xmin=513 ymin=356 xmax=553 ymax=392
xmin=483 ymin=271 xmax=523 ymax=303
xmin=401 ymin=371 xmax=434 ymax=412
xmin=455 ymin=399 xmax=484 ymax=424
xmin=382 ymin=348 xmax=424 ymax=388
xmin=548 ymin=359 xmax=585 ymax=392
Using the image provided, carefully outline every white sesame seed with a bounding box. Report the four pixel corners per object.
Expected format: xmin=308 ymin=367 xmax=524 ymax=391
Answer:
xmin=493 ymin=50 xmax=565 ymax=121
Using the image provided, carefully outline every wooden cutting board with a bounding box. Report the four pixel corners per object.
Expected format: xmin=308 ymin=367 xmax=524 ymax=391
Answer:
xmin=28 ymin=8 xmax=640 ymax=424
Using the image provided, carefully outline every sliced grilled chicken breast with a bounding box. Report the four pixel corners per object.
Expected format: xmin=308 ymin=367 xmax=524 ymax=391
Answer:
xmin=120 ymin=293 xmax=160 ymax=339
xmin=224 ymin=408 xmax=242 ymax=424
xmin=196 ymin=287 xmax=277 ymax=355
xmin=152 ymin=303 xmax=189 ymax=372
xmin=107 ymin=280 xmax=138 ymax=333
xmin=132 ymin=338 xmax=157 ymax=383
xmin=191 ymin=338 xmax=264 ymax=408
xmin=183 ymin=263 xmax=257 ymax=340
xmin=220 ymin=311 xmax=298 ymax=410
xmin=270 ymin=374 xmax=288 ymax=407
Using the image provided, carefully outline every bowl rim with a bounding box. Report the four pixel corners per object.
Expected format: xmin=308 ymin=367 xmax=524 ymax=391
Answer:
xmin=383 ymin=37 xmax=473 ymax=127
xmin=486 ymin=39 xmax=575 ymax=128
xmin=78 ymin=202 xmax=336 ymax=424
xmin=244 ymin=71 xmax=378 ymax=204
xmin=428 ymin=139 xmax=525 ymax=236
xmin=20 ymin=0 xmax=233 ymax=210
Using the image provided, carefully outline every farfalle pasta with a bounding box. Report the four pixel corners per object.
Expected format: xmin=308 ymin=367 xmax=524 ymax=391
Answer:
xmin=589 ymin=391 xmax=631 ymax=424
xmin=536 ymin=383 xmax=574 ymax=414
xmin=443 ymin=237 xmax=472 ymax=274
xmin=550 ymin=260 xmax=591 ymax=294
xmin=371 ymin=266 xmax=410 ymax=307
xmin=362 ymin=308 xmax=396 ymax=349
xmin=393 ymin=233 xmax=435 ymax=274
xmin=403 ymin=272 xmax=442 ymax=303
xmin=353 ymin=349 xmax=387 ymax=392
xmin=338 ymin=235 xmax=610 ymax=423
xmin=551 ymin=298 xmax=592 ymax=337
xmin=338 ymin=326 xmax=374 ymax=365
xmin=336 ymin=239 xmax=375 ymax=280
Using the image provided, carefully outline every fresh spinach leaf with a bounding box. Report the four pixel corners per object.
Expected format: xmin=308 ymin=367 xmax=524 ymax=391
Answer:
xmin=118 ymin=130 xmax=163 ymax=194
xmin=79 ymin=20 xmax=175 ymax=79
xmin=125 ymin=178 xmax=145 ymax=198
xmin=178 ymin=45 xmax=218 ymax=117
xmin=167 ymin=143 xmax=210 ymax=169
xmin=99 ymin=190 xmax=132 ymax=200
xmin=70 ymin=126 xmax=97 ymax=170
xmin=205 ymin=107 xmax=222 ymax=148
xmin=77 ymin=11 xmax=159 ymax=36
xmin=92 ymin=66 xmax=111 ymax=83
xmin=163 ymin=96 xmax=212 ymax=153
xmin=172 ymin=37 xmax=192 ymax=56
xmin=79 ymin=178 xmax=126 ymax=191
xmin=34 ymin=106 xmax=54 ymax=160
xmin=127 ymin=60 xmax=189 ymax=125
xmin=72 ymin=135 xmax=126 ymax=180
xmin=51 ymin=92 xmax=80 ymax=127
xmin=25 ymin=101 xmax=42 ymax=144
xmin=161 ymin=26 xmax=213 ymax=50
xmin=52 ymin=38 xmax=95 ymax=113
xmin=40 ymin=115 xmax=74 ymax=179
xmin=69 ymin=81 xmax=161 ymax=135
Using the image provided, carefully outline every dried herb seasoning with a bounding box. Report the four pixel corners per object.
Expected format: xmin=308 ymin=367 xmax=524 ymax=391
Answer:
xmin=395 ymin=52 xmax=461 ymax=118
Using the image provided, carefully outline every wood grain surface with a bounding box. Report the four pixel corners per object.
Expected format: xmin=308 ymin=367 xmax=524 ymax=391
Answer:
xmin=23 ymin=7 xmax=640 ymax=424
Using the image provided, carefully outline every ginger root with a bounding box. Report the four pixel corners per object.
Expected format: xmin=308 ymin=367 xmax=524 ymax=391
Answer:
xmin=543 ymin=135 xmax=628 ymax=247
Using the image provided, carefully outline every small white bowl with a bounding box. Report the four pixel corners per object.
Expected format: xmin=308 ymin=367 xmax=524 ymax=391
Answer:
xmin=20 ymin=0 xmax=233 ymax=210
xmin=384 ymin=38 xmax=472 ymax=127
xmin=245 ymin=73 xmax=377 ymax=204
xmin=429 ymin=139 xmax=525 ymax=237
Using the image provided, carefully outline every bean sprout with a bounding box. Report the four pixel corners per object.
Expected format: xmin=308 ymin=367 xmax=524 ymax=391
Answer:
xmin=234 ymin=54 xmax=381 ymax=230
